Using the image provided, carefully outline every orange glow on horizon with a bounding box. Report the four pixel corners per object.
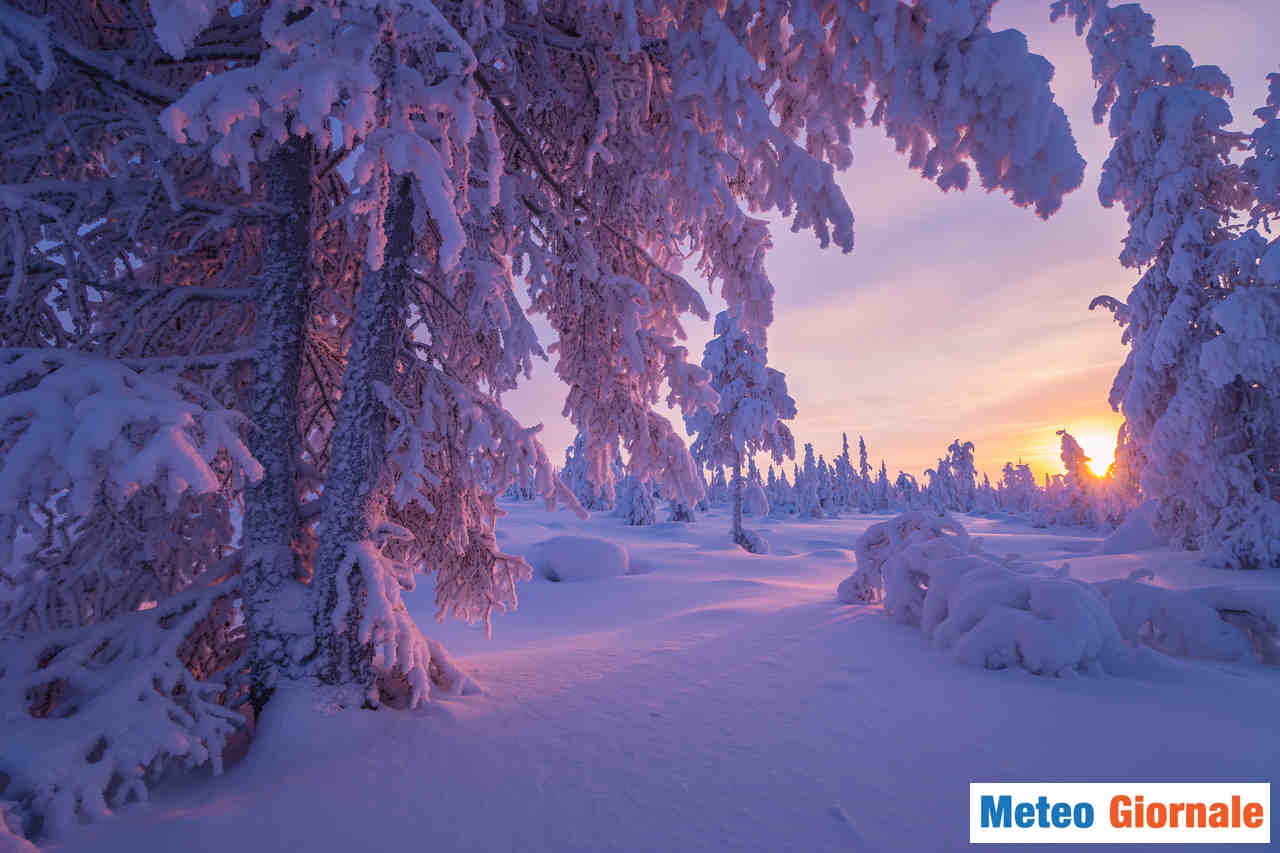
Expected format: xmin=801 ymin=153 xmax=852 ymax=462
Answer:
xmin=1073 ymin=428 xmax=1118 ymax=477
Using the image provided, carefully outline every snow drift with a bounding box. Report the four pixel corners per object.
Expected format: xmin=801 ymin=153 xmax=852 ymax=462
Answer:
xmin=523 ymin=536 xmax=630 ymax=582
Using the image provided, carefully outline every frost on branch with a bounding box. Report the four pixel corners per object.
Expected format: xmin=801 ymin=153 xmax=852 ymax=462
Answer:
xmin=0 ymin=581 xmax=245 ymax=840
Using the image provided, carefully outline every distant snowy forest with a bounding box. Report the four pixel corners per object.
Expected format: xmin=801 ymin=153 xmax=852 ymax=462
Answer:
xmin=0 ymin=0 xmax=1277 ymax=846
xmin=552 ymin=426 xmax=1140 ymax=534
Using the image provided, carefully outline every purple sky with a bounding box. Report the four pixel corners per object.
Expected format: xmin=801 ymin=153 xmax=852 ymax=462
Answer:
xmin=504 ymin=0 xmax=1277 ymax=481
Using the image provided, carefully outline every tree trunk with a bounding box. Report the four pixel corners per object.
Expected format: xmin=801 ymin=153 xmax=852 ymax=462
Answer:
xmin=731 ymin=451 xmax=745 ymax=546
xmin=309 ymin=176 xmax=414 ymax=703
xmin=241 ymin=137 xmax=313 ymax=714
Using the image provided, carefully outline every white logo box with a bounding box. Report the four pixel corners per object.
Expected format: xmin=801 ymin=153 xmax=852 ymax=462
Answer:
xmin=970 ymin=782 xmax=1270 ymax=844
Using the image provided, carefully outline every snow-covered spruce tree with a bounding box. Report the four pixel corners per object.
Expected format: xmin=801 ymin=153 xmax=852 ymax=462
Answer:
xmin=816 ymin=454 xmax=837 ymax=515
xmin=834 ymin=433 xmax=855 ymax=510
xmin=1047 ymin=429 xmax=1099 ymax=527
xmin=924 ymin=456 xmax=955 ymax=513
xmin=768 ymin=465 xmax=795 ymax=516
xmin=895 ymin=471 xmax=921 ymax=509
xmin=706 ymin=465 xmax=730 ymax=506
xmin=743 ymin=456 xmax=763 ymax=515
xmin=687 ymin=311 xmax=796 ymax=551
xmin=666 ymin=498 xmax=696 ymax=523
xmin=947 ymin=439 xmax=978 ymax=512
xmin=561 ymin=433 xmax=616 ymax=511
xmin=998 ymin=461 xmax=1038 ymax=513
xmin=1054 ymin=0 xmax=1280 ymax=567
xmin=616 ymin=474 xmax=657 ymax=526
xmin=857 ymin=435 xmax=873 ymax=512
xmin=795 ymin=443 xmax=824 ymax=520
xmin=875 ymin=460 xmax=892 ymax=511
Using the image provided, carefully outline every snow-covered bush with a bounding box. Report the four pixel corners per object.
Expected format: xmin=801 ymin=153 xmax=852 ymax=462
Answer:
xmin=837 ymin=512 xmax=969 ymax=605
xmin=615 ymin=476 xmax=657 ymax=527
xmin=746 ymin=477 xmax=770 ymax=518
xmin=841 ymin=512 xmax=1280 ymax=675
xmin=524 ymin=536 xmax=629 ymax=583
xmin=1095 ymin=577 xmax=1280 ymax=664
xmin=737 ymin=528 xmax=770 ymax=556
xmin=666 ymin=501 xmax=696 ymax=523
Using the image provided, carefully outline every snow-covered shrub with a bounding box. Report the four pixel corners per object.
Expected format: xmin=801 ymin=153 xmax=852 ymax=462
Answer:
xmin=746 ymin=478 xmax=770 ymax=518
xmin=910 ymin=553 xmax=1129 ymax=675
xmin=666 ymin=501 xmax=696 ymax=523
xmin=615 ymin=476 xmax=656 ymax=527
xmin=848 ymin=516 xmax=1129 ymax=674
xmin=524 ymin=536 xmax=629 ymax=583
xmin=737 ymin=528 xmax=770 ymax=556
xmin=1095 ymin=578 xmax=1280 ymax=664
xmin=842 ymin=513 xmax=1280 ymax=675
xmin=837 ymin=512 xmax=969 ymax=605
xmin=0 ymin=581 xmax=245 ymax=839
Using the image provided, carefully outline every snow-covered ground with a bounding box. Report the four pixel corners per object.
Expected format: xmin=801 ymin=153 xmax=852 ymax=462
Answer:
xmin=55 ymin=506 xmax=1280 ymax=852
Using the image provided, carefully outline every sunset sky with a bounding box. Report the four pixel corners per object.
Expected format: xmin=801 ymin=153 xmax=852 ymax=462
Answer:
xmin=504 ymin=0 xmax=1277 ymax=482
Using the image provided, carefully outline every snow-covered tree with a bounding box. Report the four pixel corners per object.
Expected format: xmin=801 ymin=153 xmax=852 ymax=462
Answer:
xmin=1054 ymin=0 xmax=1280 ymax=567
xmin=687 ymin=311 xmax=796 ymax=550
xmin=768 ymin=465 xmax=794 ymax=516
xmin=998 ymin=461 xmax=1038 ymax=513
xmin=857 ymin=436 xmax=873 ymax=512
xmin=876 ymin=461 xmax=892 ymax=512
xmin=706 ymin=465 xmax=730 ymax=507
xmin=0 ymin=0 xmax=1085 ymax=835
xmin=616 ymin=474 xmax=657 ymax=526
xmin=895 ymin=471 xmax=921 ymax=509
xmin=562 ymin=433 xmax=618 ymax=511
xmin=947 ymin=439 xmax=977 ymax=512
xmin=795 ymin=443 xmax=824 ymax=520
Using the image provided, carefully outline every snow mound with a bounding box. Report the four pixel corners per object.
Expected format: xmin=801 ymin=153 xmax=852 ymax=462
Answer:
xmin=838 ymin=511 xmax=969 ymax=604
xmin=1102 ymin=501 xmax=1167 ymax=555
xmin=523 ymin=536 xmax=629 ymax=582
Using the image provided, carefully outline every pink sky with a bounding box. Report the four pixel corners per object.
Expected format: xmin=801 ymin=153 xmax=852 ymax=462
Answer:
xmin=505 ymin=0 xmax=1277 ymax=482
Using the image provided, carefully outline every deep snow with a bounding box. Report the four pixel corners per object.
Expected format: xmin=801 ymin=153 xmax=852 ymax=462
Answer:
xmin=52 ymin=506 xmax=1280 ymax=852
